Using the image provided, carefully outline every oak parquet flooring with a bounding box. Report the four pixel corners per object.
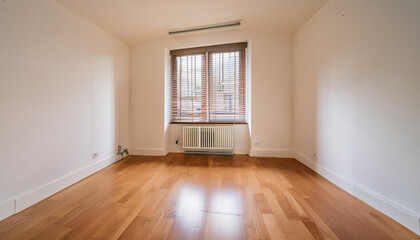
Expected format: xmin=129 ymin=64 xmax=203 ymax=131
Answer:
xmin=0 ymin=154 xmax=418 ymax=240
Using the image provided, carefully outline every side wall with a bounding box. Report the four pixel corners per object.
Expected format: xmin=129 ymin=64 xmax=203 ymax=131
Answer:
xmin=0 ymin=0 xmax=129 ymax=220
xmin=130 ymin=29 xmax=293 ymax=156
xmin=293 ymin=0 xmax=420 ymax=234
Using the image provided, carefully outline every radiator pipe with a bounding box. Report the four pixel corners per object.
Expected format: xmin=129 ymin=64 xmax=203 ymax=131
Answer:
xmin=117 ymin=145 xmax=129 ymax=156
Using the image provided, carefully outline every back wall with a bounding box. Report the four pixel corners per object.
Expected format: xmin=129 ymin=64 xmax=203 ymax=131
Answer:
xmin=129 ymin=28 xmax=293 ymax=156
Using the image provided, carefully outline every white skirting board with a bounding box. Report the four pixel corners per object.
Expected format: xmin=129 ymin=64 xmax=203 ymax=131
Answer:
xmin=130 ymin=148 xmax=168 ymax=156
xmin=166 ymin=146 xmax=250 ymax=155
xmin=234 ymin=147 xmax=250 ymax=155
xmin=0 ymin=199 xmax=15 ymax=221
xmin=137 ymin=148 xmax=294 ymax=157
xmin=293 ymin=152 xmax=420 ymax=235
xmin=0 ymin=155 xmax=119 ymax=221
xmin=166 ymin=146 xmax=183 ymax=153
xmin=249 ymin=149 xmax=293 ymax=158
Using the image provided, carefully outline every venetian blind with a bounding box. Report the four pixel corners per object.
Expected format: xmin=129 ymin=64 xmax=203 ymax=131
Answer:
xmin=170 ymin=42 xmax=247 ymax=123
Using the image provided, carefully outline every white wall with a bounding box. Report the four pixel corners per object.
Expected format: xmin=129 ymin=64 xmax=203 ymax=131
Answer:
xmin=0 ymin=0 xmax=129 ymax=219
xmin=293 ymin=0 xmax=420 ymax=234
xmin=129 ymin=29 xmax=293 ymax=156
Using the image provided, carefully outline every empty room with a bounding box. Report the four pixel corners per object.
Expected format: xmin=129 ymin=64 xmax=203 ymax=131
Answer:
xmin=0 ymin=0 xmax=419 ymax=239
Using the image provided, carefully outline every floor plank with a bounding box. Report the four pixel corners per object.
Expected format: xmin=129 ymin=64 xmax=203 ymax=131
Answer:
xmin=0 ymin=153 xmax=418 ymax=240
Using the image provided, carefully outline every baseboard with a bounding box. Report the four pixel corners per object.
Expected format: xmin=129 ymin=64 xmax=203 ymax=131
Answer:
xmin=293 ymin=152 xmax=356 ymax=195
xmin=0 ymin=155 xmax=118 ymax=221
xmin=164 ymin=147 xmax=249 ymax=155
xmin=234 ymin=147 xmax=250 ymax=155
xmin=166 ymin=146 xmax=183 ymax=153
xmin=0 ymin=199 xmax=15 ymax=220
xmin=130 ymin=148 xmax=168 ymax=156
xmin=355 ymin=184 xmax=420 ymax=235
xmin=249 ymin=149 xmax=293 ymax=158
xmin=293 ymin=151 xmax=420 ymax=235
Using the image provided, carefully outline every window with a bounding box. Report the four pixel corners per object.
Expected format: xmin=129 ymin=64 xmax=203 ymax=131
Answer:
xmin=170 ymin=42 xmax=248 ymax=123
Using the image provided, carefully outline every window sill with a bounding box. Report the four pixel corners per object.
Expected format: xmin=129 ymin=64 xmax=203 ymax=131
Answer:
xmin=170 ymin=122 xmax=248 ymax=125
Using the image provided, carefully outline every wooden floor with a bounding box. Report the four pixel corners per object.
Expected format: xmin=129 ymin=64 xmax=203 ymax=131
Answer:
xmin=0 ymin=154 xmax=418 ymax=240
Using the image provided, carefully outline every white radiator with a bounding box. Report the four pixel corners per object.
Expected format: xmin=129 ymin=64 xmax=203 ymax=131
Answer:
xmin=183 ymin=126 xmax=234 ymax=154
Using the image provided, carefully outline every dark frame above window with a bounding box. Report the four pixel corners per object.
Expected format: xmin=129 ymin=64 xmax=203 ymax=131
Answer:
xmin=170 ymin=42 xmax=248 ymax=124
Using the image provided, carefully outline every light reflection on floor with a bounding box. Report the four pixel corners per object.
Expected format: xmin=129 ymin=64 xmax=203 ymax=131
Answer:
xmin=208 ymin=188 xmax=242 ymax=215
xmin=175 ymin=185 xmax=206 ymax=229
xmin=175 ymin=185 xmax=244 ymax=239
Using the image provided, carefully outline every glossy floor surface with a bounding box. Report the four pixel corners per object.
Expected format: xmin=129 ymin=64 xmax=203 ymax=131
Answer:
xmin=0 ymin=154 xmax=418 ymax=240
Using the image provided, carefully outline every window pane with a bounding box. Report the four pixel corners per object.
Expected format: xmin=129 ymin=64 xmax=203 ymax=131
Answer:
xmin=171 ymin=54 xmax=207 ymax=122
xmin=209 ymin=51 xmax=246 ymax=122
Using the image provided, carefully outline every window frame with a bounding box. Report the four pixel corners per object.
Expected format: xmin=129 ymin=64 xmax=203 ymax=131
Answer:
xmin=170 ymin=42 xmax=248 ymax=124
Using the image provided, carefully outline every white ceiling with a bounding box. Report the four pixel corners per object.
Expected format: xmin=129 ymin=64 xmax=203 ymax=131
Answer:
xmin=56 ymin=0 xmax=329 ymax=45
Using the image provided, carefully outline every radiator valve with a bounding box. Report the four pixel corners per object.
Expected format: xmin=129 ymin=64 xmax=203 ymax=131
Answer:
xmin=117 ymin=145 xmax=129 ymax=156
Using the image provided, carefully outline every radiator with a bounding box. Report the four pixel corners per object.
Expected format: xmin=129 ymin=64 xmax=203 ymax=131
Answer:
xmin=183 ymin=126 xmax=234 ymax=154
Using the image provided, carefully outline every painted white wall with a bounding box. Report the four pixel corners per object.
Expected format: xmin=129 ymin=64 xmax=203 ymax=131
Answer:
xmin=129 ymin=29 xmax=293 ymax=156
xmin=293 ymin=0 xmax=420 ymax=234
xmin=0 ymin=0 xmax=129 ymax=218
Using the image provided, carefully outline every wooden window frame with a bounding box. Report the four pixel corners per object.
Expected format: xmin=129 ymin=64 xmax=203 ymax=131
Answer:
xmin=170 ymin=42 xmax=248 ymax=124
